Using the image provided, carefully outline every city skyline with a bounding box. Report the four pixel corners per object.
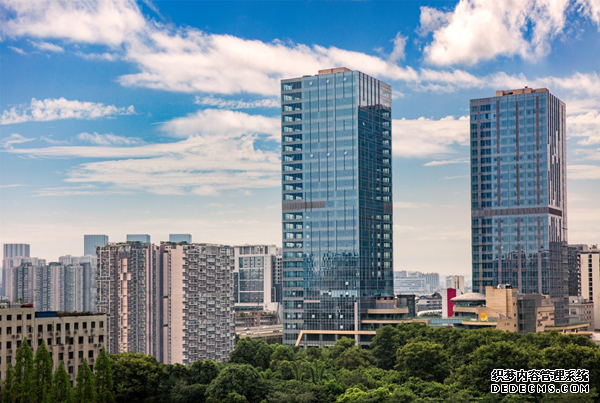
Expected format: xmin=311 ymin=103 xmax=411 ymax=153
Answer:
xmin=2 ymin=1 xmax=600 ymax=276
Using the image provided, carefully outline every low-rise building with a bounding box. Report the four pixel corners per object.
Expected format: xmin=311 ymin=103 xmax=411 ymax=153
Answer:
xmin=0 ymin=304 xmax=107 ymax=385
xmin=567 ymin=296 xmax=594 ymax=331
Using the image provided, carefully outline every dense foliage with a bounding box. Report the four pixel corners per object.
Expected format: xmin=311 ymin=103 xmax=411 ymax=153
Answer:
xmin=2 ymin=324 xmax=599 ymax=402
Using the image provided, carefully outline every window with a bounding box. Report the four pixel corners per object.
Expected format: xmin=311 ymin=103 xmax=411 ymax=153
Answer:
xmin=69 ymin=352 xmax=74 ymax=359
xmin=47 ymin=324 xmax=53 ymax=332
xmin=17 ymin=315 xmax=21 ymax=321
xmin=88 ymin=350 xmax=94 ymax=358
xmin=79 ymin=351 xmax=84 ymax=358
xmin=91 ymin=322 xmax=96 ymax=329
xmin=7 ymin=327 xmax=12 ymax=335
xmin=16 ymin=326 xmax=22 ymax=334
xmin=38 ymin=339 xmax=43 ymax=346
xmin=26 ymin=314 xmax=31 ymax=320
xmin=47 ymin=338 xmax=52 ymax=346
xmin=7 ymin=315 xmax=12 ymax=321
xmin=59 ymin=353 xmax=64 ymax=361
xmin=78 ymin=337 xmax=84 ymax=345
xmin=88 ymin=337 xmax=93 ymax=343
xmin=82 ymin=322 xmax=87 ymax=330
xmin=74 ymin=323 xmax=79 ymax=330
xmin=57 ymin=337 xmax=62 ymax=345
xmin=57 ymin=324 xmax=61 ymax=331
xmin=7 ymin=341 xmax=12 ymax=349
xmin=99 ymin=335 xmax=104 ymax=343
xmin=68 ymin=366 xmax=73 ymax=374
xmin=38 ymin=325 xmax=43 ymax=333
xmin=17 ymin=341 xmax=21 ymax=349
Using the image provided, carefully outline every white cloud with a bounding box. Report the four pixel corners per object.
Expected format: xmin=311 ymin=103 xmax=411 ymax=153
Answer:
xmin=578 ymin=0 xmax=600 ymax=26
xmin=389 ymin=33 xmax=408 ymax=63
xmin=420 ymin=0 xmax=572 ymax=66
xmin=194 ymin=96 xmax=279 ymax=109
xmin=0 ymin=184 xmax=27 ymax=188
xmin=567 ymin=111 xmax=600 ymax=145
xmin=161 ymin=109 xmax=279 ymax=140
xmin=77 ymin=132 xmax=144 ymax=146
xmin=393 ymin=116 xmax=469 ymax=157
xmin=8 ymin=46 xmax=26 ymax=55
xmin=0 ymin=133 xmax=34 ymax=149
xmin=0 ymin=0 xmax=146 ymax=46
xmin=1 ymin=98 xmax=135 ymax=125
xmin=74 ymin=51 xmax=120 ymax=61
xmin=423 ymin=158 xmax=469 ymax=167
xmin=394 ymin=201 xmax=431 ymax=209
xmin=4 ymin=109 xmax=281 ymax=195
xmin=30 ymin=40 xmax=64 ymax=52
xmin=568 ymin=164 xmax=600 ymax=179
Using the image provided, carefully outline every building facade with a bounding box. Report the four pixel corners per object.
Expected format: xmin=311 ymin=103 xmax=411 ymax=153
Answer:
xmin=159 ymin=243 xmax=235 ymax=364
xmin=97 ymin=242 xmax=159 ymax=355
xmin=0 ymin=305 xmax=107 ymax=385
xmin=84 ymin=235 xmax=108 ymax=257
xmin=446 ymin=275 xmax=466 ymax=293
xmin=579 ymin=245 xmax=600 ymax=330
xmin=281 ymin=68 xmax=393 ymax=346
xmin=12 ymin=262 xmax=97 ymax=313
xmin=233 ymin=245 xmax=282 ymax=312
xmin=127 ymin=234 xmax=151 ymax=243
xmin=470 ymin=88 xmax=568 ymax=324
xmin=2 ymin=244 xmax=31 ymax=299
xmin=169 ymin=234 xmax=192 ymax=244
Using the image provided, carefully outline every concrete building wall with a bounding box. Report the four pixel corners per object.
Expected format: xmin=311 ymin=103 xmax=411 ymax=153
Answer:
xmin=580 ymin=247 xmax=600 ymax=330
xmin=0 ymin=306 xmax=107 ymax=385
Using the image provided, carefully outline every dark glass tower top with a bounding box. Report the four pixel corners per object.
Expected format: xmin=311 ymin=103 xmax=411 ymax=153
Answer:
xmin=470 ymin=87 xmax=568 ymax=323
xmin=281 ymin=68 xmax=393 ymax=346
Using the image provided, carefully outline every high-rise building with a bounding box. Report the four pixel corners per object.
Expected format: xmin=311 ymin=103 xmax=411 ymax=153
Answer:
xmin=58 ymin=254 xmax=97 ymax=266
xmin=446 ymin=275 xmax=466 ymax=293
xmin=566 ymin=244 xmax=588 ymax=297
xmin=11 ymin=261 xmax=97 ymax=312
xmin=423 ymin=272 xmax=440 ymax=293
xmin=169 ymin=234 xmax=192 ymax=244
xmin=84 ymin=235 xmax=108 ymax=256
xmin=281 ymin=68 xmax=393 ymax=346
xmin=97 ymin=242 xmax=160 ymax=355
xmin=3 ymin=256 xmax=45 ymax=301
xmin=233 ymin=245 xmax=282 ymax=312
xmin=159 ymin=243 xmax=235 ymax=364
xmin=579 ymin=245 xmax=600 ymax=330
xmin=470 ymin=88 xmax=568 ymax=324
xmin=2 ymin=243 xmax=30 ymax=298
xmin=127 ymin=234 xmax=151 ymax=243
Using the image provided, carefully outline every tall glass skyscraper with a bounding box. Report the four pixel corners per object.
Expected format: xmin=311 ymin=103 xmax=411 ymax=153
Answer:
xmin=470 ymin=88 xmax=568 ymax=323
xmin=84 ymin=234 xmax=109 ymax=256
xmin=281 ymin=68 xmax=394 ymax=346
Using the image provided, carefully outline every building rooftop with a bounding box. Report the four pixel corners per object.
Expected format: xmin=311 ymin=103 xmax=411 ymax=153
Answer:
xmin=495 ymin=87 xmax=548 ymax=97
xmin=318 ymin=67 xmax=351 ymax=75
xmin=451 ymin=292 xmax=486 ymax=302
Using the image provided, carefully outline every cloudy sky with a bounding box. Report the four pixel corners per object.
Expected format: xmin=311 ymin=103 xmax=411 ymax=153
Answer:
xmin=1 ymin=0 xmax=599 ymax=277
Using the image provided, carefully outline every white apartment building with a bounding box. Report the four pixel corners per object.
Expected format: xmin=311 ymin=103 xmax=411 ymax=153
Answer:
xmin=580 ymin=245 xmax=600 ymax=330
xmin=160 ymin=243 xmax=235 ymax=365
xmin=0 ymin=305 xmax=107 ymax=385
xmin=233 ymin=245 xmax=282 ymax=312
xmin=3 ymin=257 xmax=46 ymax=301
xmin=12 ymin=262 xmax=97 ymax=313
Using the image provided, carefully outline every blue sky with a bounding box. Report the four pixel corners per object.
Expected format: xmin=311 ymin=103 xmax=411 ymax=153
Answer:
xmin=1 ymin=0 xmax=599 ymax=277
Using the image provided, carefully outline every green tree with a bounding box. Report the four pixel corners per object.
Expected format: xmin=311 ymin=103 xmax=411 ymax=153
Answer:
xmin=33 ymin=340 xmax=53 ymax=403
xmin=188 ymin=359 xmax=219 ymax=385
xmin=170 ymin=382 xmax=208 ymax=403
xmin=229 ymin=338 xmax=273 ymax=370
xmin=110 ymin=353 xmax=165 ymax=403
xmin=94 ymin=348 xmax=115 ymax=403
xmin=395 ymin=341 xmax=450 ymax=383
xmin=2 ymin=361 xmax=16 ymax=403
xmin=335 ymin=347 xmax=375 ymax=371
xmin=74 ymin=358 xmax=95 ymax=403
xmin=51 ymin=361 xmax=71 ymax=403
xmin=369 ymin=326 xmax=399 ymax=370
xmin=14 ymin=338 xmax=35 ymax=403
xmin=331 ymin=337 xmax=356 ymax=360
xmin=206 ymin=364 xmax=266 ymax=403
xmin=309 ymin=361 xmax=325 ymax=385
